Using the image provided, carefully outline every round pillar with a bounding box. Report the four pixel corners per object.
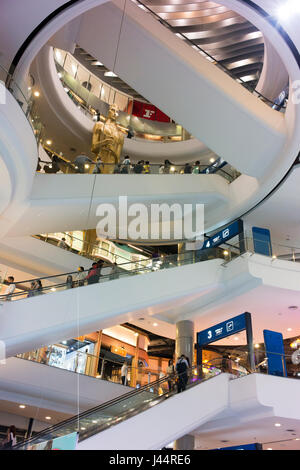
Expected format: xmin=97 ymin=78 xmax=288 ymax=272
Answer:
xmin=175 ymin=320 xmax=194 ymax=366
xmin=174 ymin=434 xmax=195 ymax=450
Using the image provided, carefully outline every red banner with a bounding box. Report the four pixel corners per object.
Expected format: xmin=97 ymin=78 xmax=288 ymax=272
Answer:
xmin=132 ymin=100 xmax=170 ymax=122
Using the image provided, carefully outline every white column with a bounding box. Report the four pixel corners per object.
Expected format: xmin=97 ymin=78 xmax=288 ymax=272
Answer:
xmin=175 ymin=320 xmax=194 ymax=366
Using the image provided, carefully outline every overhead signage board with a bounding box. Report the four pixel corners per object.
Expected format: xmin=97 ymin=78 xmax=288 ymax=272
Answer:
xmin=202 ymin=219 xmax=243 ymax=250
xmin=197 ymin=313 xmax=248 ymax=347
xmin=213 ymin=443 xmax=262 ymax=450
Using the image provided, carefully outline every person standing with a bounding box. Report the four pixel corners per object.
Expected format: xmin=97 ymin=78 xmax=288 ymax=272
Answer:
xmin=192 ymin=161 xmax=201 ymax=174
xmin=3 ymin=276 xmax=16 ymax=301
xmin=166 ymin=360 xmax=175 ymax=392
xmin=57 ymin=237 xmax=69 ymax=250
xmin=184 ymin=163 xmax=192 ymax=174
xmin=175 ymin=355 xmax=189 ymax=393
xmin=75 ymin=266 xmax=86 ymax=287
xmin=85 ymin=263 xmax=100 ymax=285
xmin=4 ymin=425 xmax=17 ymax=448
xmin=121 ymin=362 xmax=128 ymax=385
xmin=66 ymin=275 xmax=73 ymax=289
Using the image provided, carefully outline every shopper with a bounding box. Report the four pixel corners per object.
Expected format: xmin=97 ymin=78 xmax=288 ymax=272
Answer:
xmin=143 ymin=161 xmax=150 ymax=174
xmin=75 ymin=266 xmax=86 ymax=287
xmin=192 ymin=161 xmax=201 ymax=174
xmin=166 ymin=360 xmax=175 ymax=392
xmin=121 ymin=156 xmax=130 ymax=174
xmin=66 ymin=275 xmax=73 ymax=289
xmin=93 ymin=157 xmax=103 ymax=174
xmin=74 ymin=154 xmax=92 ymax=173
xmin=85 ymin=263 xmax=100 ymax=285
xmin=133 ymin=160 xmax=144 ymax=174
xmin=57 ymin=237 xmax=68 ymax=250
xmin=121 ymin=362 xmax=128 ymax=385
xmin=3 ymin=425 xmax=17 ymax=449
xmin=27 ymin=281 xmax=37 ymax=298
xmin=35 ymin=279 xmax=43 ymax=296
xmin=163 ymin=159 xmax=171 ymax=174
xmin=184 ymin=163 xmax=192 ymax=174
xmin=3 ymin=276 xmax=16 ymax=301
xmin=175 ymin=355 xmax=189 ymax=393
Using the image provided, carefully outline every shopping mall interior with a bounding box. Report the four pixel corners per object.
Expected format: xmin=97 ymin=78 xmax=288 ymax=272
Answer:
xmin=0 ymin=0 xmax=300 ymax=452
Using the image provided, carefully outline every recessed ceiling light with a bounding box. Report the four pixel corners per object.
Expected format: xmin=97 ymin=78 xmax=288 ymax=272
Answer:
xmin=33 ymin=91 xmax=40 ymax=97
xmin=153 ymin=323 xmax=158 ymax=327
xmin=104 ymin=71 xmax=118 ymax=77
xmin=45 ymin=416 xmax=51 ymax=420
xmin=287 ymin=328 xmax=292 ymax=332
xmin=275 ymin=423 xmax=281 ymax=427
xmin=19 ymin=405 xmax=26 ymax=409
xmin=267 ymin=448 xmax=272 ymax=450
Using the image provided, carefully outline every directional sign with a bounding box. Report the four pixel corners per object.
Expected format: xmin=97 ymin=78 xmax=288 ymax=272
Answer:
xmin=202 ymin=219 xmax=243 ymax=250
xmin=197 ymin=313 xmax=248 ymax=347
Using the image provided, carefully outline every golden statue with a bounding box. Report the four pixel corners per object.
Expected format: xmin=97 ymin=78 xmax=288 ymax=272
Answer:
xmin=91 ymin=104 xmax=125 ymax=174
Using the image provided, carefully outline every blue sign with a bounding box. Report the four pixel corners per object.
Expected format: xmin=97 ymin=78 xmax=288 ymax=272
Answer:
xmin=197 ymin=313 xmax=248 ymax=346
xmin=202 ymin=220 xmax=243 ymax=250
xmin=263 ymin=330 xmax=287 ymax=377
xmin=213 ymin=443 xmax=262 ymax=450
xmin=252 ymin=227 xmax=272 ymax=256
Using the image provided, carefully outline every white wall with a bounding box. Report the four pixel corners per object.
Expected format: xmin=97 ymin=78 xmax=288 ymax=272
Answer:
xmin=77 ymin=373 xmax=230 ymax=450
xmin=0 ymin=357 xmax=130 ymax=416
xmin=0 ymin=236 xmax=91 ymax=279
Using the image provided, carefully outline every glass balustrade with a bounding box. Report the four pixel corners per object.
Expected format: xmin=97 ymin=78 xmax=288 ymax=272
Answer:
xmin=53 ymin=48 xmax=191 ymax=142
xmin=7 ymin=352 xmax=299 ymax=449
xmin=134 ymin=1 xmax=287 ymax=113
xmin=16 ymin=344 xmax=160 ymax=389
xmin=0 ymin=247 xmax=228 ymax=302
xmin=12 ymin=359 xmax=228 ymax=450
xmin=34 ymin=231 xmax=149 ymax=267
xmin=38 ymin=147 xmax=240 ymax=182
xmin=1 ymin=237 xmax=300 ymax=303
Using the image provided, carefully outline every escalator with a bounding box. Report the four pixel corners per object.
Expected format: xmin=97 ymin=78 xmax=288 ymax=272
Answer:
xmin=12 ymin=361 xmax=233 ymax=450
xmin=0 ymin=248 xmax=235 ymax=357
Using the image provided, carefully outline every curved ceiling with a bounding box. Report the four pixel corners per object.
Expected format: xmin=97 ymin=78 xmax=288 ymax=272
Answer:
xmin=137 ymin=0 xmax=264 ymax=87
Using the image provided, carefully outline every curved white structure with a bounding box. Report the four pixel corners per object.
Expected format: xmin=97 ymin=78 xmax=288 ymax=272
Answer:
xmin=2 ymin=253 xmax=300 ymax=357
xmin=0 ymin=0 xmax=298 ymax=240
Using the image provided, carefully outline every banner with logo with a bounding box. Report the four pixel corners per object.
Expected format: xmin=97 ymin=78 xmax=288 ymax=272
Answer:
xmin=132 ymin=100 xmax=170 ymax=122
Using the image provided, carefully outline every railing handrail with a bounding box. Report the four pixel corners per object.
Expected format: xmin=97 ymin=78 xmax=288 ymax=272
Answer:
xmin=3 ymin=235 xmax=300 ymax=300
xmin=12 ymin=359 xmax=227 ymax=449
xmin=134 ymin=0 xmax=287 ymax=111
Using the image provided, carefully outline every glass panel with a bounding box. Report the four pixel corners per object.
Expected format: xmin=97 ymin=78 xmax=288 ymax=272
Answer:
xmin=13 ymin=362 xmax=225 ymax=449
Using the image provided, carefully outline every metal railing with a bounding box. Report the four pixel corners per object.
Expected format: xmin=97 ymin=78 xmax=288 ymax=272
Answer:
xmin=16 ymin=347 xmax=161 ymax=388
xmin=11 ymin=358 xmax=230 ymax=450
xmin=34 ymin=231 xmax=149 ymax=267
xmin=0 ymin=246 xmax=228 ymax=302
xmin=134 ymin=0 xmax=287 ymax=112
xmin=39 ymin=146 xmax=240 ymax=182
xmin=2 ymin=236 xmax=300 ymax=302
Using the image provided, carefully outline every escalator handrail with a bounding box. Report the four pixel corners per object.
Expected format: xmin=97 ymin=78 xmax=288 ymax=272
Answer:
xmin=0 ymin=250 xmax=201 ymax=298
xmin=12 ymin=359 xmax=230 ymax=449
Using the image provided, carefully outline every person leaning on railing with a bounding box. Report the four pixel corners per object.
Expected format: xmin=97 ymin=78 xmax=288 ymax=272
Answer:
xmin=2 ymin=276 xmax=16 ymax=301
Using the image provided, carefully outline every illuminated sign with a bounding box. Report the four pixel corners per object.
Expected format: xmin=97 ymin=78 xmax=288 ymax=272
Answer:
xmin=202 ymin=220 xmax=243 ymax=250
xmin=197 ymin=313 xmax=249 ymax=347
